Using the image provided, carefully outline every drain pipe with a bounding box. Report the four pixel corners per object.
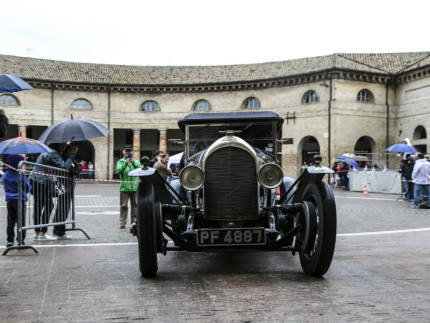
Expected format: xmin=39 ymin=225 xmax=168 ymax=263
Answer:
xmin=107 ymin=85 xmax=111 ymax=180
xmin=51 ymin=83 xmax=55 ymax=124
xmin=385 ymin=82 xmax=389 ymax=167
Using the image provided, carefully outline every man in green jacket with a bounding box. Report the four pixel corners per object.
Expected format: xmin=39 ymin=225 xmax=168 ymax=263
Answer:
xmin=116 ymin=145 xmax=142 ymax=229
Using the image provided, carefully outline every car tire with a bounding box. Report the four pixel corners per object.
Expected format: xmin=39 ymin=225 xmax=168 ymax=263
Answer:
xmin=137 ymin=182 xmax=158 ymax=277
xmin=299 ymin=182 xmax=337 ymax=277
xmin=297 ymin=201 xmax=317 ymax=254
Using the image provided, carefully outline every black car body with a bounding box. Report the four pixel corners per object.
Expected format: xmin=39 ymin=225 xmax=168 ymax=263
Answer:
xmin=129 ymin=111 xmax=336 ymax=277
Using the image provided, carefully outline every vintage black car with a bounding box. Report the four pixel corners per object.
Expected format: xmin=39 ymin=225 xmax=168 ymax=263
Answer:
xmin=129 ymin=112 xmax=336 ymax=277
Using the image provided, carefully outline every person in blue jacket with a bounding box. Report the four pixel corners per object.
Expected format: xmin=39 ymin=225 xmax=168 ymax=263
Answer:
xmin=3 ymin=154 xmax=32 ymax=247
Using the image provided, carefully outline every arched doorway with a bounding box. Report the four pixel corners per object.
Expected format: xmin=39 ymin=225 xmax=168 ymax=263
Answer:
xmin=74 ymin=140 xmax=95 ymax=165
xmin=412 ymin=125 xmax=427 ymax=154
xmin=299 ymin=136 xmax=320 ymax=166
xmin=354 ymin=136 xmax=378 ymax=167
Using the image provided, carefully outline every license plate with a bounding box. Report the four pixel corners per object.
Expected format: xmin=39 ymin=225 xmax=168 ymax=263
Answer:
xmin=196 ymin=228 xmax=266 ymax=246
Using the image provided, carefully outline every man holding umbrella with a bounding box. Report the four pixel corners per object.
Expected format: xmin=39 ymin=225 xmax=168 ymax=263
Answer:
xmin=0 ymin=109 xmax=9 ymax=138
xmin=116 ymin=145 xmax=142 ymax=229
xmin=340 ymin=161 xmax=350 ymax=191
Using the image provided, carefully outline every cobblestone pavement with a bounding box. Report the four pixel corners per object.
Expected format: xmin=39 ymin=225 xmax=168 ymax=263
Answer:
xmin=0 ymin=183 xmax=429 ymax=322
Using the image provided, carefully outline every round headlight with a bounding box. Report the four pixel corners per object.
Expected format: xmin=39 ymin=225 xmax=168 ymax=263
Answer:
xmin=179 ymin=165 xmax=205 ymax=190
xmin=258 ymin=163 xmax=283 ymax=189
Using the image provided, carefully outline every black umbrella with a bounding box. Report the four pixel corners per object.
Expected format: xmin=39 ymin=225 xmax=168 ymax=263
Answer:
xmin=38 ymin=116 xmax=110 ymax=143
xmin=0 ymin=74 xmax=33 ymax=93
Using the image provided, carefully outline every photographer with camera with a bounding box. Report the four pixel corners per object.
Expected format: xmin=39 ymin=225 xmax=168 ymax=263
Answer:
xmin=115 ymin=144 xmax=142 ymax=229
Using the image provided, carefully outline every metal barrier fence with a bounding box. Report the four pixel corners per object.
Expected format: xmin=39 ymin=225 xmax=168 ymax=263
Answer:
xmin=77 ymin=170 xmax=95 ymax=180
xmin=2 ymin=160 xmax=90 ymax=256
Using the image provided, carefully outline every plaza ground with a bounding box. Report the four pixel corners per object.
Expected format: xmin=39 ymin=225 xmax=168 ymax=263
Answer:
xmin=0 ymin=183 xmax=429 ymax=322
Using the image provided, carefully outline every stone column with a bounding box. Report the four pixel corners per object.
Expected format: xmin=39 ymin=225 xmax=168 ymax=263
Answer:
xmin=18 ymin=124 xmax=27 ymax=137
xmin=159 ymin=128 xmax=167 ymax=153
xmin=132 ymin=128 xmax=141 ymax=161
xmin=18 ymin=125 xmax=28 ymax=160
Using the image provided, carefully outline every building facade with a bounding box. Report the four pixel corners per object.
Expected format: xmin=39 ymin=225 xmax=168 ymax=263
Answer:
xmin=0 ymin=52 xmax=429 ymax=178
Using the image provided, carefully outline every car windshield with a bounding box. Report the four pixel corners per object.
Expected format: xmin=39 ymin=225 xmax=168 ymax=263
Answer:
xmin=187 ymin=122 xmax=276 ymax=156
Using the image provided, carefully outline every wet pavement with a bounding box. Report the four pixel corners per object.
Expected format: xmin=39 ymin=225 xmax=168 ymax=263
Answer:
xmin=0 ymin=183 xmax=430 ymax=322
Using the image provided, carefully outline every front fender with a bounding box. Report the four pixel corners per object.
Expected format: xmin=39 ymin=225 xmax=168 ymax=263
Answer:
xmin=128 ymin=167 xmax=165 ymax=185
xmin=292 ymin=166 xmax=334 ymax=203
xmin=129 ymin=168 xmax=176 ymax=204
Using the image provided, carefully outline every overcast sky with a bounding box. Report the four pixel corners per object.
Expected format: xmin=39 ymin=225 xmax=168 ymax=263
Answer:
xmin=1 ymin=0 xmax=428 ymax=67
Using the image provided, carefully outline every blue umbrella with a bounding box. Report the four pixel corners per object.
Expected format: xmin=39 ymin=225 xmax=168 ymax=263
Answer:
xmin=0 ymin=74 xmax=33 ymax=93
xmin=0 ymin=137 xmax=52 ymax=154
xmin=386 ymin=144 xmax=417 ymax=154
xmin=343 ymin=157 xmax=359 ymax=169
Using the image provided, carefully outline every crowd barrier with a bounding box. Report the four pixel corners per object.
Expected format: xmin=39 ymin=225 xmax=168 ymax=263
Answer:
xmin=77 ymin=170 xmax=95 ymax=180
xmin=349 ymin=170 xmax=402 ymax=194
xmin=2 ymin=160 xmax=91 ymax=256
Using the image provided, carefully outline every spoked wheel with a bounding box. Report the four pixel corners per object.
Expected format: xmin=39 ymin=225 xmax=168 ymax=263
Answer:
xmin=299 ymin=182 xmax=337 ymax=277
xmin=137 ymin=182 xmax=158 ymax=277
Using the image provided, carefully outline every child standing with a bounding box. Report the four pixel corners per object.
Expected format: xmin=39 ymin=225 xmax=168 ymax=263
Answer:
xmin=3 ymin=154 xmax=32 ymax=247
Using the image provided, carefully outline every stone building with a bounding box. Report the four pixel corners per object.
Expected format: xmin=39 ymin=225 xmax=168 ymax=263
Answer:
xmin=0 ymin=52 xmax=429 ymax=179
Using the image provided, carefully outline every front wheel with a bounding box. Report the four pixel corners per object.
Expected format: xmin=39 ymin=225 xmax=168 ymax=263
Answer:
xmin=299 ymin=182 xmax=337 ymax=277
xmin=137 ymin=182 xmax=158 ymax=277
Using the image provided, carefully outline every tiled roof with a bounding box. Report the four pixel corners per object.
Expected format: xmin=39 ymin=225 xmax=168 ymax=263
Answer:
xmin=336 ymin=53 xmax=430 ymax=74
xmin=0 ymin=52 xmax=429 ymax=86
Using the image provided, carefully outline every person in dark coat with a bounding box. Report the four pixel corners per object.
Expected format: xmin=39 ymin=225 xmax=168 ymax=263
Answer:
xmin=52 ymin=144 xmax=83 ymax=239
xmin=149 ymin=150 xmax=164 ymax=167
xmin=340 ymin=162 xmax=350 ymax=191
xmin=0 ymin=109 xmax=9 ymax=138
xmin=29 ymin=142 xmax=77 ymax=240
xmin=400 ymin=157 xmax=415 ymax=201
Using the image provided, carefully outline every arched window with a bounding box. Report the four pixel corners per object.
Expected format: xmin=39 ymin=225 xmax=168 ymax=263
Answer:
xmin=242 ymin=97 xmax=261 ymax=109
xmin=70 ymin=98 xmax=93 ymax=110
xmin=0 ymin=94 xmax=20 ymax=106
xmin=413 ymin=125 xmax=427 ymax=140
xmin=357 ymin=89 xmax=374 ymax=103
xmin=302 ymin=90 xmax=320 ymax=104
xmin=192 ymin=100 xmax=212 ymax=111
xmin=140 ymin=100 xmax=160 ymax=112
xmin=413 ymin=125 xmax=428 ymax=154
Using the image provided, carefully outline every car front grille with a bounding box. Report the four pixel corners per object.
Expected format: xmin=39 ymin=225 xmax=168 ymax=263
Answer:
xmin=204 ymin=146 xmax=258 ymax=220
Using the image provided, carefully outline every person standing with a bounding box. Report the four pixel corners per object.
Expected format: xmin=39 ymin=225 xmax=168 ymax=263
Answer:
xmin=0 ymin=108 xmax=9 ymax=138
xmin=400 ymin=157 xmax=415 ymax=202
xmin=340 ymin=162 xmax=350 ymax=191
xmin=3 ymin=154 xmax=32 ymax=247
xmin=301 ymin=162 xmax=308 ymax=171
xmin=30 ymin=142 xmax=77 ymax=240
xmin=150 ymin=150 xmax=163 ymax=167
xmin=82 ymin=161 xmax=88 ymax=179
xmin=87 ymin=161 xmax=94 ymax=179
xmin=52 ymin=144 xmax=82 ymax=239
xmin=154 ymin=153 xmax=173 ymax=179
xmin=412 ymin=153 xmax=430 ymax=208
xmin=116 ymin=145 xmax=141 ymax=229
